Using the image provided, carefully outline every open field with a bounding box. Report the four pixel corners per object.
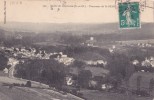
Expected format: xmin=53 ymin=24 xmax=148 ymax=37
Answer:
xmin=0 ymin=71 xmax=83 ymax=100
xmin=0 ymin=80 xmax=82 ymax=100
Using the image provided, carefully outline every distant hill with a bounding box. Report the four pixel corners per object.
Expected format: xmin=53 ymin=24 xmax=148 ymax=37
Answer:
xmin=0 ymin=22 xmax=154 ymax=33
xmin=0 ymin=22 xmax=154 ymax=42
xmin=0 ymin=22 xmax=119 ymax=34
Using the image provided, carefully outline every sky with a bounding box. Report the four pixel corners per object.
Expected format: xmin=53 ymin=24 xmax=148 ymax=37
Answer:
xmin=0 ymin=0 xmax=154 ymax=23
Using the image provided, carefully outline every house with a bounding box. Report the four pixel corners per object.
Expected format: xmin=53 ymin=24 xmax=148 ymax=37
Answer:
xmin=65 ymin=75 xmax=74 ymax=86
xmin=112 ymin=45 xmax=116 ymax=49
xmin=151 ymin=61 xmax=154 ymax=68
xmin=3 ymin=68 xmax=8 ymax=73
xmin=64 ymin=72 xmax=79 ymax=87
xmin=7 ymin=58 xmax=19 ymax=67
xmin=85 ymin=37 xmax=97 ymax=47
xmin=132 ymin=60 xmax=139 ymax=65
xmin=109 ymin=48 xmax=114 ymax=53
xmin=85 ymin=60 xmax=97 ymax=65
xmin=54 ymin=53 xmax=75 ymax=66
xmin=150 ymin=57 xmax=154 ymax=61
xmin=141 ymin=58 xmax=151 ymax=67
xmin=85 ymin=60 xmax=107 ymax=67
xmin=97 ymin=60 xmax=107 ymax=66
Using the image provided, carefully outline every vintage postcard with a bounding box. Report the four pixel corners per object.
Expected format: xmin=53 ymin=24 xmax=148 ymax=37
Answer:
xmin=0 ymin=0 xmax=154 ymax=100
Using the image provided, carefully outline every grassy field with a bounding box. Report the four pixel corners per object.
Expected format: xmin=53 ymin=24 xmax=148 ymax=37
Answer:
xmin=0 ymin=81 xmax=82 ymax=100
xmin=0 ymin=71 xmax=82 ymax=100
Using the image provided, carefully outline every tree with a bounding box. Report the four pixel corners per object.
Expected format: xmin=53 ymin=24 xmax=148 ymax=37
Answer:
xmin=78 ymin=70 xmax=92 ymax=88
xmin=136 ymin=76 xmax=142 ymax=91
xmin=73 ymin=60 xmax=85 ymax=68
xmin=0 ymin=53 xmax=8 ymax=70
xmin=149 ymin=78 xmax=154 ymax=94
xmin=15 ymin=59 xmax=67 ymax=89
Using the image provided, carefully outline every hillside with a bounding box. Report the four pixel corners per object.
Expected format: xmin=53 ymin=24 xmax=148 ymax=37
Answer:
xmin=0 ymin=76 xmax=82 ymax=100
xmin=0 ymin=22 xmax=154 ymax=46
xmin=0 ymin=22 xmax=153 ymax=34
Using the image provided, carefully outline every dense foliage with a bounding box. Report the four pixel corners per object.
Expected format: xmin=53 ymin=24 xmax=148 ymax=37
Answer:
xmin=15 ymin=59 xmax=67 ymax=89
xmin=0 ymin=52 xmax=8 ymax=70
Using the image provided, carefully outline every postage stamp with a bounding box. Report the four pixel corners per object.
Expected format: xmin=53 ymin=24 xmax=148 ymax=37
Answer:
xmin=119 ymin=2 xmax=140 ymax=29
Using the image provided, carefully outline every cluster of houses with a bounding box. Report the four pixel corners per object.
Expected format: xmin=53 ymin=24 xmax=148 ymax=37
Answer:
xmin=0 ymin=46 xmax=75 ymax=67
xmin=117 ymin=39 xmax=153 ymax=47
xmin=137 ymin=43 xmax=152 ymax=48
xmin=54 ymin=52 xmax=75 ymax=66
xmin=0 ymin=45 xmax=112 ymax=91
xmin=108 ymin=45 xmax=116 ymax=53
xmin=0 ymin=46 xmax=51 ymax=59
xmin=81 ymin=37 xmax=98 ymax=47
xmin=65 ymin=55 xmax=110 ymax=90
xmin=85 ymin=60 xmax=107 ymax=67
xmin=132 ymin=56 xmax=154 ymax=72
xmin=65 ymin=65 xmax=111 ymax=91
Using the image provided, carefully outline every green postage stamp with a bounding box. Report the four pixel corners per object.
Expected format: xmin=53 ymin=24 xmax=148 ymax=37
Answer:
xmin=119 ymin=2 xmax=140 ymax=29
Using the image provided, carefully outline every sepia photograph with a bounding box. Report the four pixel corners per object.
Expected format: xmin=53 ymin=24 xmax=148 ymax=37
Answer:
xmin=0 ymin=0 xmax=154 ymax=100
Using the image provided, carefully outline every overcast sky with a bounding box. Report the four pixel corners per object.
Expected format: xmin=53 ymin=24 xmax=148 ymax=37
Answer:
xmin=0 ymin=0 xmax=153 ymax=23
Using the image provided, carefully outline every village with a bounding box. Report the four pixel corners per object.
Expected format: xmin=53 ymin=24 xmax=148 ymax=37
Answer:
xmin=0 ymin=34 xmax=154 ymax=100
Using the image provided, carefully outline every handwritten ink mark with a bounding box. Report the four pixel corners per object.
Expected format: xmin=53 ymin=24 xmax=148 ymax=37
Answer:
xmin=57 ymin=8 xmax=60 ymax=12
xmin=50 ymin=5 xmax=53 ymax=10
xmin=43 ymin=5 xmax=47 ymax=7
xmin=4 ymin=0 xmax=6 ymax=24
